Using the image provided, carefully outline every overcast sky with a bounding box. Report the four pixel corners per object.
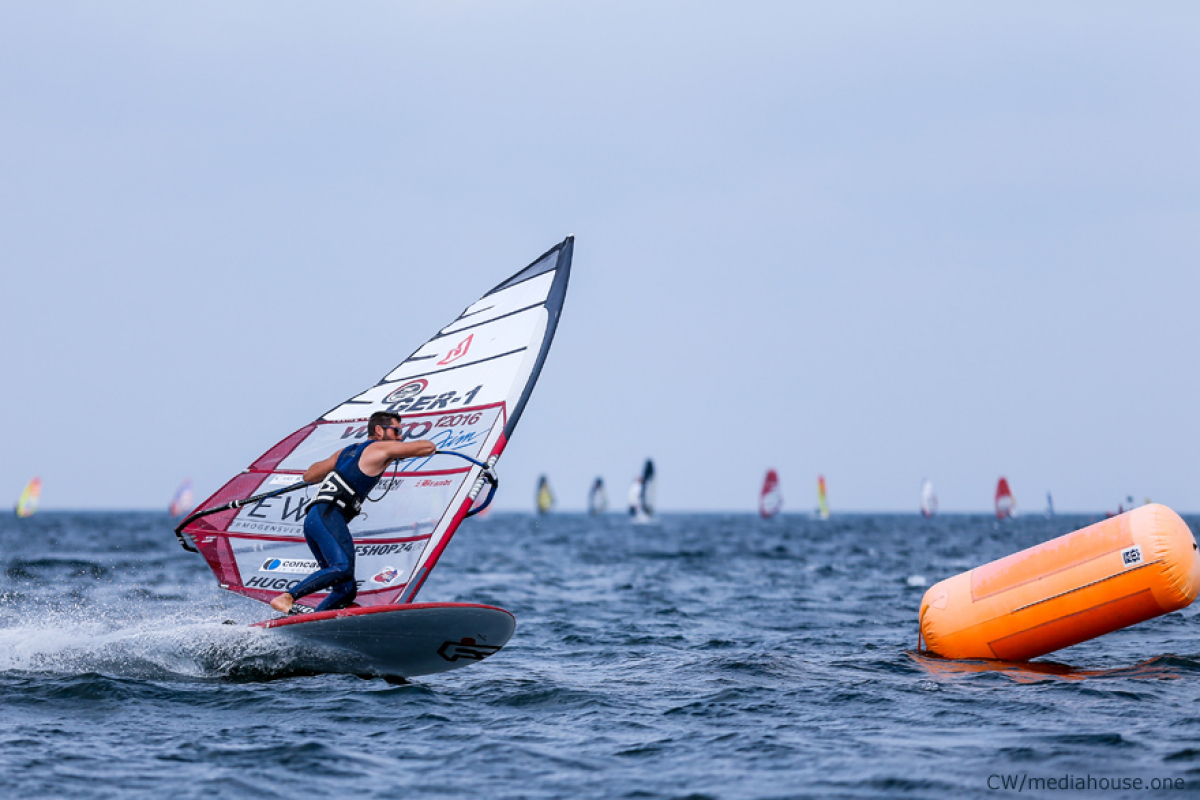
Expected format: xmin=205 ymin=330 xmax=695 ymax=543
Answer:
xmin=2 ymin=2 xmax=1198 ymax=513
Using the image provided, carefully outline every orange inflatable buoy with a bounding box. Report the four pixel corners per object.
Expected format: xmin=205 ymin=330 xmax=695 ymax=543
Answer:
xmin=919 ymin=504 xmax=1200 ymax=661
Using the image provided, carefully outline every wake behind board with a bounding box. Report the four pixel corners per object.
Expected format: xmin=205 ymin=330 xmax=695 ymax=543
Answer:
xmin=253 ymin=603 xmax=515 ymax=679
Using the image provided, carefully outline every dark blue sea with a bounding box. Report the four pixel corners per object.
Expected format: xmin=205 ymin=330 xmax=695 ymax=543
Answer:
xmin=2 ymin=511 xmax=1198 ymax=799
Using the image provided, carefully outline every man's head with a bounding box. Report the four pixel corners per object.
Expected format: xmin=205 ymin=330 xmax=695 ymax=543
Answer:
xmin=367 ymin=411 xmax=403 ymax=441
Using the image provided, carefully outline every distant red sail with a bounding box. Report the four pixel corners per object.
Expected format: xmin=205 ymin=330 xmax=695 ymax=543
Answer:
xmin=759 ymin=469 xmax=782 ymax=518
xmin=995 ymin=477 xmax=1015 ymax=520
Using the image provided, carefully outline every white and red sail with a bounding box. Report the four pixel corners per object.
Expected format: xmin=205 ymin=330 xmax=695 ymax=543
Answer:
xmin=180 ymin=238 xmax=573 ymax=609
xmin=759 ymin=469 xmax=782 ymax=519
xmin=995 ymin=477 xmax=1015 ymax=520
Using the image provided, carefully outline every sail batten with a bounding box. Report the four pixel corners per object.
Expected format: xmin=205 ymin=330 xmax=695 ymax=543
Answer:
xmin=181 ymin=238 xmax=573 ymax=608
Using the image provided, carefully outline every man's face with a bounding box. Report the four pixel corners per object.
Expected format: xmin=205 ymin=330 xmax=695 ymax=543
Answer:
xmin=380 ymin=420 xmax=403 ymax=441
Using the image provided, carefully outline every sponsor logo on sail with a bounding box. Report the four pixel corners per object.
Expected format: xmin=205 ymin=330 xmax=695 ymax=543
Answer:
xmin=437 ymin=334 xmax=474 ymax=366
xmin=383 ymin=383 xmax=484 ymax=415
xmin=260 ymin=558 xmax=319 ymax=573
xmin=245 ymin=576 xmax=365 ymax=591
xmin=384 ymin=379 xmax=428 ymax=404
xmin=355 ymin=542 xmax=418 ymax=557
xmin=269 ymin=474 xmax=304 ymax=486
xmin=371 ymin=567 xmax=399 ymax=585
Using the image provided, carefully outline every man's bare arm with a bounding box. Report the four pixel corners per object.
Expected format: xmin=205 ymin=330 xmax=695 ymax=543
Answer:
xmin=303 ymin=451 xmax=342 ymax=483
xmin=359 ymin=440 xmax=437 ymax=476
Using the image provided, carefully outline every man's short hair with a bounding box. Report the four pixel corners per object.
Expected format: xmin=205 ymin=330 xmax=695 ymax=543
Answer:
xmin=367 ymin=411 xmax=403 ymax=439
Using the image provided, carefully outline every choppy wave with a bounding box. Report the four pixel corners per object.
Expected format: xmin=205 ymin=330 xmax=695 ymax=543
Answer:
xmin=1 ymin=511 xmax=1199 ymax=799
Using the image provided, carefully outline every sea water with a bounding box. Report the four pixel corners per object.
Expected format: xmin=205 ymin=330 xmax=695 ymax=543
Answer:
xmin=1 ymin=511 xmax=1198 ymax=799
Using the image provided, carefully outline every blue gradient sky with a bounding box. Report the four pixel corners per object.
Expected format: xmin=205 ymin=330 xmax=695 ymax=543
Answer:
xmin=2 ymin=3 xmax=1197 ymax=513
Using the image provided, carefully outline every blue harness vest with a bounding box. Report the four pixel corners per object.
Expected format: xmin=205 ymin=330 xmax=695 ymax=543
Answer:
xmin=308 ymin=441 xmax=382 ymax=522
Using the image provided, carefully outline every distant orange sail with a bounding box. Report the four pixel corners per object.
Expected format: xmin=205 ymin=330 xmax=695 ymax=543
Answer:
xmin=16 ymin=477 xmax=41 ymax=518
xmin=817 ymin=475 xmax=829 ymax=520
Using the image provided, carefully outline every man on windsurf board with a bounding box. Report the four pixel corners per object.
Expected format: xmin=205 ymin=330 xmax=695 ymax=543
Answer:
xmin=269 ymin=411 xmax=435 ymax=615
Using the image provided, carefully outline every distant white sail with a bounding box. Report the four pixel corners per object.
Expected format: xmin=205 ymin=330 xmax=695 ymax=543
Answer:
xmin=627 ymin=478 xmax=642 ymax=516
xmin=169 ymin=479 xmax=195 ymax=519
xmin=920 ymin=479 xmax=937 ymax=518
xmin=588 ymin=477 xmax=607 ymax=515
xmin=630 ymin=459 xmax=656 ymax=523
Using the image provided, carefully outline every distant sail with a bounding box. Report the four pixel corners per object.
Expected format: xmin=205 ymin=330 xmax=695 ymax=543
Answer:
xmin=920 ymin=478 xmax=937 ymax=518
xmin=759 ymin=469 xmax=782 ymax=518
xmin=630 ymin=459 xmax=656 ymax=522
xmin=627 ymin=478 xmax=642 ymax=516
xmin=816 ymin=474 xmax=830 ymax=520
xmin=640 ymin=459 xmax=656 ymax=517
xmin=16 ymin=477 xmax=41 ymax=518
xmin=169 ymin=479 xmax=195 ymax=519
xmin=536 ymin=475 xmax=554 ymax=515
xmin=588 ymin=477 xmax=607 ymax=515
xmin=995 ymin=477 xmax=1015 ymax=520
xmin=1045 ymin=492 xmax=1055 ymax=518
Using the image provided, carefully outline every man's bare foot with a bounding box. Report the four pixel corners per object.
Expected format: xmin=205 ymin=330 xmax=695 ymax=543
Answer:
xmin=270 ymin=593 xmax=294 ymax=613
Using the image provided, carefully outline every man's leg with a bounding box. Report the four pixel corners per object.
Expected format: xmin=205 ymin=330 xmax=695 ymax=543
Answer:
xmin=316 ymin=577 xmax=358 ymax=611
xmin=314 ymin=519 xmax=357 ymax=611
xmin=271 ymin=507 xmax=350 ymax=613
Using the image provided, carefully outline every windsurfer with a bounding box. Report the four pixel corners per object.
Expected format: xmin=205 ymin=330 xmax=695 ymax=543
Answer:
xmin=269 ymin=411 xmax=436 ymax=614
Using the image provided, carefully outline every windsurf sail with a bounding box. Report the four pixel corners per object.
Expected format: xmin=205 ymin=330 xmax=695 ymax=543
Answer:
xmin=588 ymin=477 xmax=607 ymax=515
xmin=759 ymin=469 xmax=782 ymax=519
xmin=816 ymin=474 xmax=829 ymax=520
xmin=1045 ymin=491 xmax=1055 ymax=518
xmin=536 ymin=475 xmax=554 ymax=515
xmin=995 ymin=477 xmax=1015 ymax=520
xmin=169 ymin=479 xmax=195 ymax=519
xmin=920 ymin=478 xmax=937 ymax=518
xmin=16 ymin=477 xmax=40 ymax=518
xmin=177 ymin=237 xmax=573 ymax=609
xmin=627 ymin=478 xmax=642 ymax=517
xmin=633 ymin=460 xmax=662 ymax=522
